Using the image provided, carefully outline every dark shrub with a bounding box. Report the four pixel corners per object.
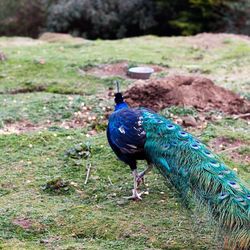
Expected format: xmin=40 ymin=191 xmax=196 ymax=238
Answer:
xmin=154 ymin=0 xmax=250 ymax=36
xmin=46 ymin=0 xmax=157 ymax=39
xmin=0 ymin=0 xmax=249 ymax=38
xmin=219 ymin=0 xmax=250 ymax=34
xmin=0 ymin=0 xmax=54 ymax=38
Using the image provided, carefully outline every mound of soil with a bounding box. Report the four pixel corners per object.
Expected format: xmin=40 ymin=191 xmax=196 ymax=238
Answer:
xmin=0 ymin=37 xmax=44 ymax=47
xmin=124 ymin=75 xmax=250 ymax=115
xmin=39 ymin=32 xmax=87 ymax=44
xmin=184 ymin=33 xmax=250 ymax=49
xmin=85 ymin=62 xmax=166 ymax=78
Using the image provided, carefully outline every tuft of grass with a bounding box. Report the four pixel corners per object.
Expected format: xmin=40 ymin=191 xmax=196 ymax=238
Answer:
xmin=161 ymin=106 xmax=197 ymax=117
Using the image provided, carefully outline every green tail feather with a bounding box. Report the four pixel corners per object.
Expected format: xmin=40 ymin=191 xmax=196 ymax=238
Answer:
xmin=142 ymin=111 xmax=250 ymax=249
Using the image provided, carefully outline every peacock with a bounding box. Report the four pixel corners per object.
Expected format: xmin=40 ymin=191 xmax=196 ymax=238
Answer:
xmin=107 ymin=82 xmax=250 ymax=249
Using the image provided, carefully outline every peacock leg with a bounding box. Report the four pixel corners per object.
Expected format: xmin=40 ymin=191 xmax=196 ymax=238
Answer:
xmin=137 ymin=164 xmax=153 ymax=186
xmin=125 ymin=169 xmax=144 ymax=201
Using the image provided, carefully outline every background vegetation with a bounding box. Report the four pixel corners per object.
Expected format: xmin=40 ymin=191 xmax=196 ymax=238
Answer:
xmin=0 ymin=0 xmax=250 ymax=39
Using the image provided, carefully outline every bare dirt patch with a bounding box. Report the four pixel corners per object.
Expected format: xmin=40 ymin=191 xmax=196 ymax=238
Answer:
xmin=85 ymin=61 xmax=167 ymax=78
xmin=39 ymin=32 xmax=88 ymax=44
xmin=0 ymin=121 xmax=47 ymax=135
xmin=124 ymin=75 xmax=250 ymax=115
xmin=12 ymin=218 xmax=33 ymax=230
xmin=3 ymin=85 xmax=46 ymax=95
xmin=0 ymin=119 xmax=91 ymax=135
xmin=0 ymin=37 xmax=44 ymax=47
xmin=0 ymin=103 xmax=110 ymax=135
xmin=209 ymin=137 xmax=250 ymax=163
xmin=184 ymin=33 xmax=250 ymax=50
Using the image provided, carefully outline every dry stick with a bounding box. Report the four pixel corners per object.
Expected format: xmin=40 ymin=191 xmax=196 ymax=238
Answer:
xmin=233 ymin=113 xmax=250 ymax=119
xmin=108 ymin=176 xmax=114 ymax=186
xmin=219 ymin=145 xmax=242 ymax=153
xmin=84 ymin=162 xmax=91 ymax=185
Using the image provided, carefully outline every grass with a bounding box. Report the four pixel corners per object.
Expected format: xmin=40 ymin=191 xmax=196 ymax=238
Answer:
xmin=0 ymin=34 xmax=249 ymax=249
xmin=0 ymin=93 xmax=87 ymax=125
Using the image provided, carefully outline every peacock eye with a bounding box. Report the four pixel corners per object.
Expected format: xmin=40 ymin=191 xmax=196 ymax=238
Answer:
xmin=210 ymin=160 xmax=220 ymax=167
xmin=166 ymin=124 xmax=175 ymax=130
xmin=219 ymin=193 xmax=228 ymax=200
xmin=195 ymin=140 xmax=201 ymax=145
xmin=204 ymin=150 xmax=214 ymax=158
xmin=179 ymin=131 xmax=188 ymax=137
xmin=246 ymin=195 xmax=250 ymax=200
xmin=235 ymin=197 xmax=247 ymax=205
xmin=228 ymin=181 xmax=242 ymax=191
xmin=191 ymin=143 xmax=199 ymax=149
xmin=156 ymin=119 xmax=163 ymax=123
xmin=235 ymin=197 xmax=244 ymax=202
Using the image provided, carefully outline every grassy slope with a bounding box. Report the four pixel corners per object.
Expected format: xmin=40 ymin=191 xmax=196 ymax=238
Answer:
xmin=0 ymin=35 xmax=249 ymax=249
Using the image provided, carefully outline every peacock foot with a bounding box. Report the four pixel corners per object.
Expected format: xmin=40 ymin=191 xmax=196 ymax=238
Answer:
xmin=125 ymin=189 xmax=144 ymax=201
xmin=136 ymin=172 xmax=145 ymax=187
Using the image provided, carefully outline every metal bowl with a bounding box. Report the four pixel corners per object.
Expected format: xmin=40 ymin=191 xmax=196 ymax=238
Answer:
xmin=127 ymin=66 xmax=154 ymax=79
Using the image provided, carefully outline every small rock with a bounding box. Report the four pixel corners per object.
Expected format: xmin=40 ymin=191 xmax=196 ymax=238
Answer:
xmin=13 ymin=218 xmax=33 ymax=229
xmin=182 ymin=115 xmax=197 ymax=127
xmin=117 ymin=199 xmax=129 ymax=206
xmin=0 ymin=52 xmax=7 ymax=61
xmin=42 ymin=177 xmax=73 ymax=194
xmin=34 ymin=58 xmax=46 ymax=64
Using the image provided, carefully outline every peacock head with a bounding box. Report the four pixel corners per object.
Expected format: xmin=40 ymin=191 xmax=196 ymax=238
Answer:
xmin=114 ymin=81 xmax=129 ymax=111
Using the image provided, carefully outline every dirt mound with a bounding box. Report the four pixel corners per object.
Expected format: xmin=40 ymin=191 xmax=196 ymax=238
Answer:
xmin=39 ymin=32 xmax=87 ymax=44
xmin=124 ymin=75 xmax=250 ymax=115
xmin=0 ymin=37 xmax=44 ymax=47
xmin=184 ymin=33 xmax=250 ymax=49
xmin=86 ymin=62 xmax=166 ymax=78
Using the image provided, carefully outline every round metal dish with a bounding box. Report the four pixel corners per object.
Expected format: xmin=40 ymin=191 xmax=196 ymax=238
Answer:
xmin=127 ymin=67 xmax=154 ymax=79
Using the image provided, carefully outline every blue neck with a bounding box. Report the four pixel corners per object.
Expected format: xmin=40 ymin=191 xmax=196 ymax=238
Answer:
xmin=115 ymin=102 xmax=129 ymax=111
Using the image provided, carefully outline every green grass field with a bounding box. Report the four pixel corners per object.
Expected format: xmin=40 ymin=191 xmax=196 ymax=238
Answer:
xmin=0 ymin=34 xmax=249 ymax=249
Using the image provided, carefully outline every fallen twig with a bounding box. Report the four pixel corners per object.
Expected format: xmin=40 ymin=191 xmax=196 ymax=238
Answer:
xmin=219 ymin=145 xmax=242 ymax=153
xmin=108 ymin=176 xmax=113 ymax=186
xmin=84 ymin=163 xmax=91 ymax=185
xmin=233 ymin=113 xmax=250 ymax=119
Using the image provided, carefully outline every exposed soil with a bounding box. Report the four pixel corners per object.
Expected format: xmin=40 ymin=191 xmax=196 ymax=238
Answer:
xmin=0 ymin=119 xmax=94 ymax=135
xmin=2 ymin=85 xmax=46 ymax=95
xmin=184 ymin=33 xmax=250 ymax=50
xmin=12 ymin=218 xmax=33 ymax=230
xmin=85 ymin=61 xmax=167 ymax=78
xmin=39 ymin=32 xmax=87 ymax=44
xmin=0 ymin=121 xmax=46 ymax=134
xmin=124 ymin=75 xmax=250 ymax=115
xmin=209 ymin=137 xmax=250 ymax=164
xmin=0 ymin=37 xmax=44 ymax=47
xmin=0 ymin=104 xmax=110 ymax=135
